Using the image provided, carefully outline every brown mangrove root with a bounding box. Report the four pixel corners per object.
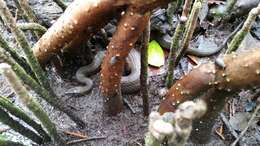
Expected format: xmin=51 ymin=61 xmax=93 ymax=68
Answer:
xmin=159 ymin=48 xmax=260 ymax=143
xmin=160 ymin=48 xmax=260 ymax=114
xmin=33 ymin=0 xmax=127 ymax=64
xmin=100 ymin=0 xmax=170 ymax=115
xmin=100 ymin=8 xmax=149 ymax=115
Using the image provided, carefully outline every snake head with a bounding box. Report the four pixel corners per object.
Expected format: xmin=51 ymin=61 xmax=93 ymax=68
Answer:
xmin=215 ymin=56 xmax=226 ymax=69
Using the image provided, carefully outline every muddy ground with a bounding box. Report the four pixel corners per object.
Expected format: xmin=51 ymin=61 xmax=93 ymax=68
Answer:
xmin=0 ymin=0 xmax=259 ymax=146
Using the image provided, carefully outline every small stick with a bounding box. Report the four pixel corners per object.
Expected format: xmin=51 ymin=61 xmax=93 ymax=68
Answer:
xmin=66 ymin=136 xmax=107 ymax=145
xmin=123 ymin=98 xmax=136 ymax=114
xmin=215 ymin=125 xmax=225 ymax=140
xmin=63 ymin=130 xmax=88 ymax=139
xmin=231 ymin=105 xmax=260 ymax=146
xmin=220 ymin=113 xmax=238 ymax=138
xmin=140 ymin=15 xmax=150 ymax=117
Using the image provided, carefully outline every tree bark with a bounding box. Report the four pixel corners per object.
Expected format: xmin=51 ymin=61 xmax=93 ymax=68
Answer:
xmin=190 ymin=89 xmax=232 ymax=144
xmin=100 ymin=8 xmax=149 ymax=115
xmin=100 ymin=0 xmax=170 ymax=115
xmin=159 ymin=48 xmax=260 ymax=113
xmin=32 ymin=0 xmax=171 ymax=64
xmin=33 ymin=0 xmax=127 ymax=64
xmin=159 ymin=49 xmax=260 ymax=143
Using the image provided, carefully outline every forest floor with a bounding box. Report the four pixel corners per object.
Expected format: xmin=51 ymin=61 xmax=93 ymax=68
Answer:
xmin=0 ymin=0 xmax=259 ymax=146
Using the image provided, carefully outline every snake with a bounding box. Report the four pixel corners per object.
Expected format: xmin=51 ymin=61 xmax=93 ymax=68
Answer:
xmin=66 ymin=49 xmax=140 ymax=94
xmin=157 ymin=34 xmax=222 ymax=57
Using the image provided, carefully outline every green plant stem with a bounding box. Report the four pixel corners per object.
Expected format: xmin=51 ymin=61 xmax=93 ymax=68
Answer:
xmin=0 ymin=96 xmax=50 ymax=142
xmin=165 ymin=0 xmax=192 ymax=88
xmin=145 ymin=133 xmax=160 ymax=146
xmin=222 ymin=0 xmax=238 ymax=21
xmin=0 ymin=63 xmax=58 ymax=142
xmin=141 ymin=18 xmax=150 ymax=117
xmin=177 ymin=0 xmax=184 ymax=9
xmin=0 ymin=0 xmax=52 ymax=91
xmin=16 ymin=0 xmax=42 ymax=38
xmin=0 ymin=47 xmax=85 ymax=127
xmin=0 ymin=107 xmax=43 ymax=144
xmin=17 ymin=22 xmax=47 ymax=36
xmin=53 ymin=0 xmax=67 ymax=11
xmin=0 ymin=137 xmax=25 ymax=146
xmin=175 ymin=0 xmax=202 ymax=67
xmin=226 ymin=5 xmax=260 ymax=53
xmin=165 ymin=20 xmax=186 ymax=88
xmin=16 ymin=0 xmax=39 ymax=24
xmin=13 ymin=0 xmax=30 ymax=22
xmin=0 ymin=33 xmax=35 ymax=80
xmin=225 ymin=0 xmax=237 ymax=14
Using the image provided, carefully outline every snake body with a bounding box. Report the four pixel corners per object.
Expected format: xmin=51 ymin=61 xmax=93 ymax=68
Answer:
xmin=157 ymin=34 xmax=221 ymax=57
xmin=66 ymin=49 xmax=140 ymax=94
xmin=121 ymin=49 xmax=141 ymax=93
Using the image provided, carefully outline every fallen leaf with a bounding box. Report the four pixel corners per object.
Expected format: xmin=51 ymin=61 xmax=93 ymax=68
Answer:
xmin=148 ymin=40 xmax=165 ymax=67
xmin=229 ymin=112 xmax=251 ymax=131
xmin=188 ymin=35 xmax=219 ymax=57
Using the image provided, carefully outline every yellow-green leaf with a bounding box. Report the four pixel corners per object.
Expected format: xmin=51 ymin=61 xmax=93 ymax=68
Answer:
xmin=148 ymin=40 xmax=165 ymax=67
